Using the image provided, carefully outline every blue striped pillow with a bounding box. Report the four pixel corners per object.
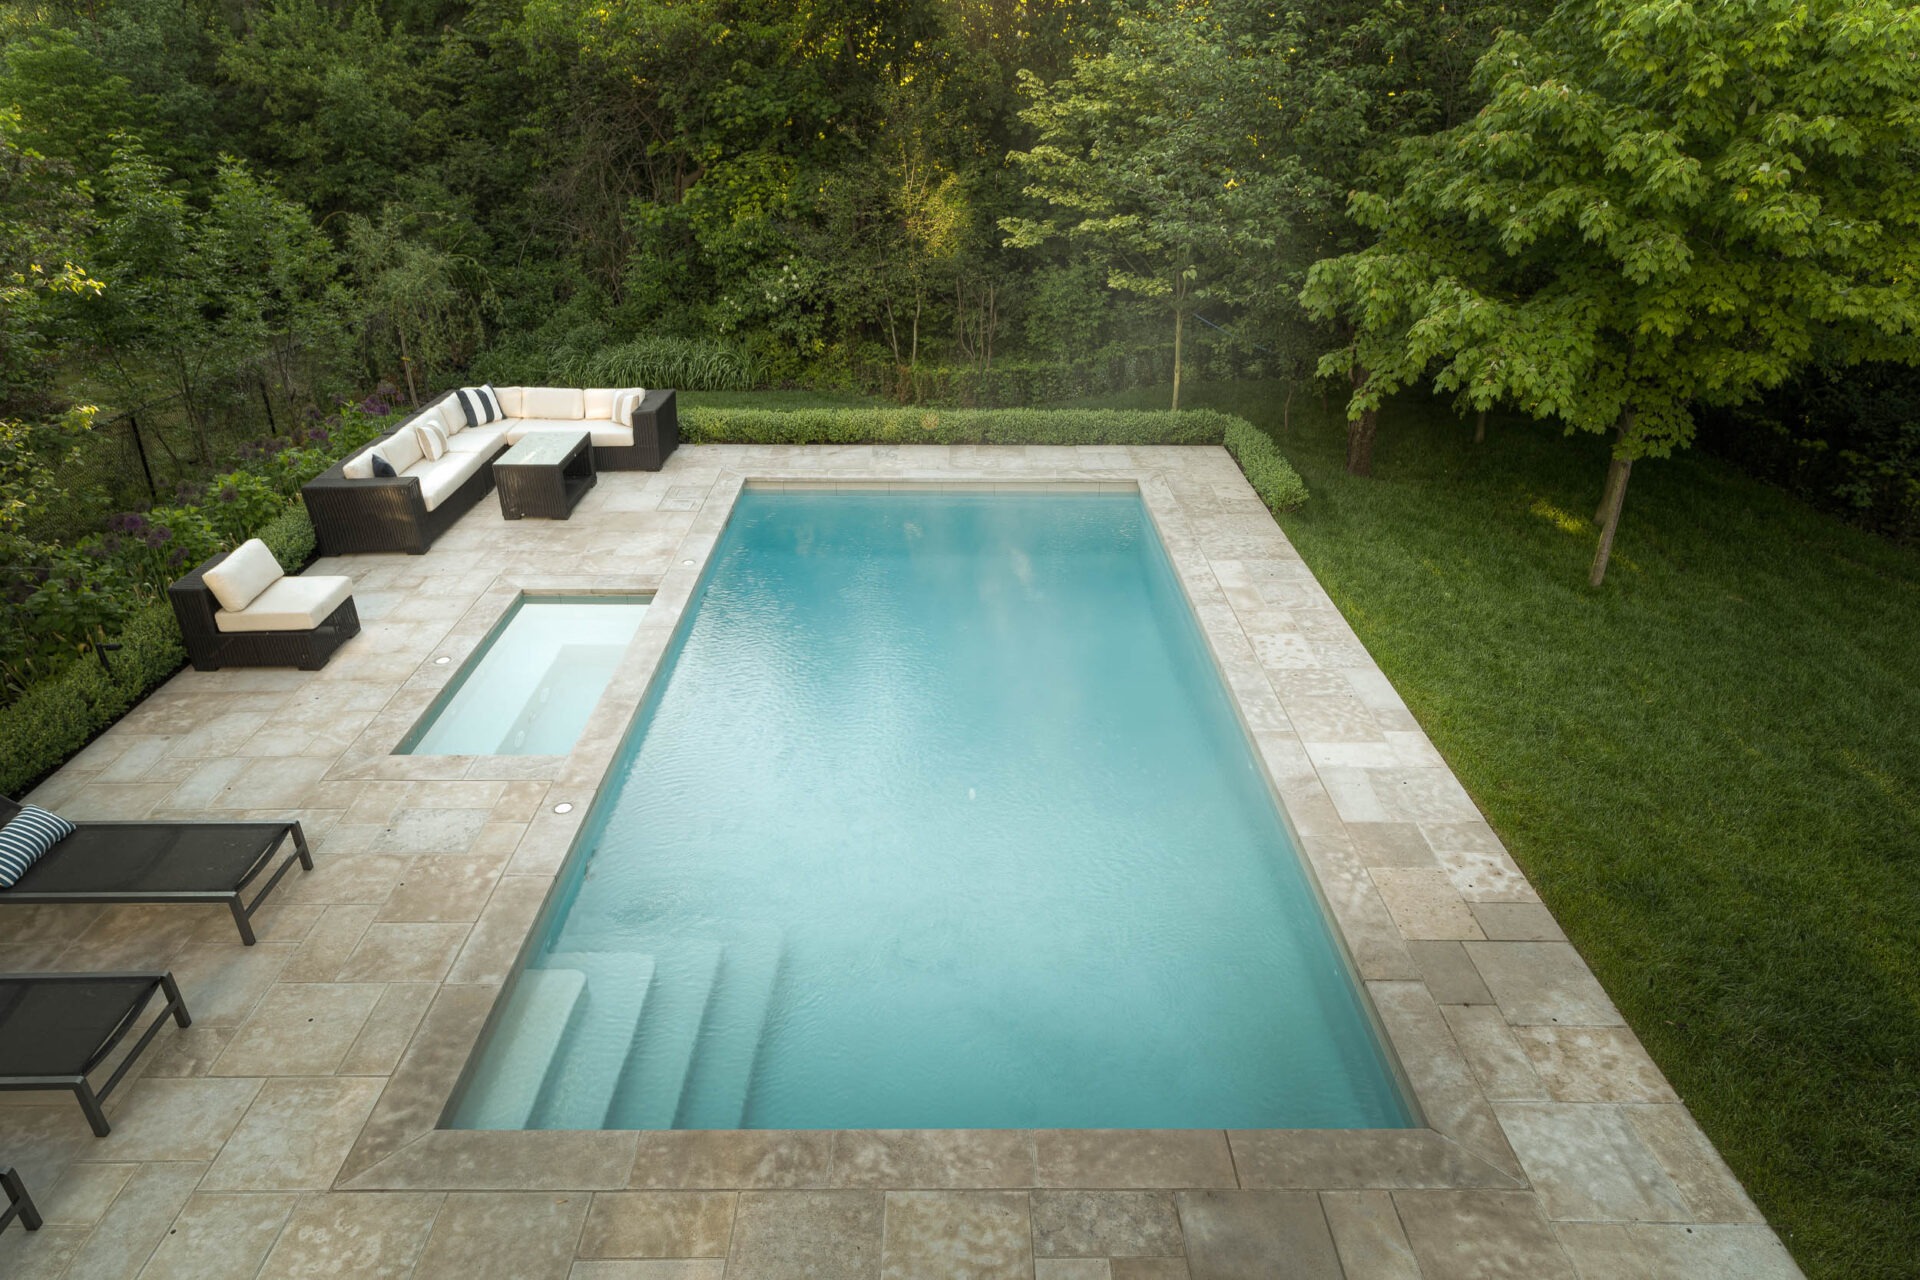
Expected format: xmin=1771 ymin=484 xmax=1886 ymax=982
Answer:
xmin=0 ymin=804 xmax=75 ymax=888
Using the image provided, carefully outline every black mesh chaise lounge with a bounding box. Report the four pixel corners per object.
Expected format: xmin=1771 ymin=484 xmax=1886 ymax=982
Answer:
xmin=0 ymin=972 xmax=191 ymax=1136
xmin=2 ymin=1166 xmax=41 ymax=1234
xmin=0 ymin=798 xmax=311 ymax=945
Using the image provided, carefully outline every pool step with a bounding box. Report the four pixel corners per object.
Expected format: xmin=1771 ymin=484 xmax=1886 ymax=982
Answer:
xmin=604 ymin=937 xmax=726 ymax=1129
xmin=675 ymin=925 xmax=786 ymax=1128
xmin=529 ymin=951 xmax=655 ymax=1128
xmin=456 ymin=967 xmax=588 ymax=1129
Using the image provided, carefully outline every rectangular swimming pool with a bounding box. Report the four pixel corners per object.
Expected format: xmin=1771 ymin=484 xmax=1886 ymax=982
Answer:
xmin=401 ymin=595 xmax=649 ymax=756
xmin=449 ymin=489 xmax=1412 ymax=1130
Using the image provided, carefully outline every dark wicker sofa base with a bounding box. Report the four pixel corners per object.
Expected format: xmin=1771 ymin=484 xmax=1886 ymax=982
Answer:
xmin=168 ymin=551 xmax=359 ymax=671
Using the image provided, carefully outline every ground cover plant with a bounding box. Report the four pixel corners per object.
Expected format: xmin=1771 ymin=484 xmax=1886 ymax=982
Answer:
xmin=1084 ymin=379 xmax=1918 ymax=1280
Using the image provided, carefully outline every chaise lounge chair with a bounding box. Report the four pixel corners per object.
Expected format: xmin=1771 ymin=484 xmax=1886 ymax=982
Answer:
xmin=0 ymin=797 xmax=311 ymax=945
xmin=0 ymin=971 xmax=191 ymax=1136
xmin=1 ymin=1166 xmax=41 ymax=1234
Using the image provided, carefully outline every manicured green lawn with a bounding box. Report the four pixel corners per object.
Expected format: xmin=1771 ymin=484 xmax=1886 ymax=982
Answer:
xmin=1090 ymin=380 xmax=1919 ymax=1280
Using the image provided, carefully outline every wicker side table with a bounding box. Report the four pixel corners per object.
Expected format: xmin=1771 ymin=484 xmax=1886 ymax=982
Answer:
xmin=494 ymin=430 xmax=596 ymax=520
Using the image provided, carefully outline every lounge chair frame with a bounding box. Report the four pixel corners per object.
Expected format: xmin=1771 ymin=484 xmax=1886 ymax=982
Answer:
xmin=1 ymin=1167 xmax=41 ymax=1233
xmin=0 ymin=972 xmax=191 ymax=1137
xmin=0 ymin=801 xmax=312 ymax=945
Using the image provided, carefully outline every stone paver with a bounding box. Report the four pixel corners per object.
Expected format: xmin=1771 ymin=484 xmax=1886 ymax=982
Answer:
xmin=0 ymin=445 xmax=1798 ymax=1278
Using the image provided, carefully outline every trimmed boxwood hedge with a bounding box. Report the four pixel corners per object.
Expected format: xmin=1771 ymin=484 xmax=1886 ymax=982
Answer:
xmin=681 ymin=406 xmax=1309 ymax=511
xmin=0 ymin=504 xmax=319 ymax=797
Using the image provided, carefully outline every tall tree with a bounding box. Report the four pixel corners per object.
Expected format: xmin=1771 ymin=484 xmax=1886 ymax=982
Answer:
xmin=1002 ymin=3 xmax=1302 ymax=409
xmin=1302 ymin=0 xmax=1920 ymax=583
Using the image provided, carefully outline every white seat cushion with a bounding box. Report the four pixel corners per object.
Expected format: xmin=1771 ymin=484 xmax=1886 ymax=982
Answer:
xmin=444 ymin=423 xmax=511 ymax=455
xmin=202 ymin=538 xmax=284 ymax=612
xmin=215 ymin=574 xmax=352 ymax=633
xmin=519 ymin=387 xmax=585 ymax=419
xmin=505 ymin=420 xmax=634 ymax=448
xmin=407 ymin=451 xmax=489 ymax=510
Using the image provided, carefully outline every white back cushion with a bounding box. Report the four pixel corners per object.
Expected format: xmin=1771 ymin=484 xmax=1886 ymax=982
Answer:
xmin=203 ymin=538 xmax=285 ymax=612
xmin=342 ymin=450 xmax=375 ymax=479
xmin=494 ymin=386 xmax=525 ymax=418
xmin=379 ymin=425 xmax=423 ymax=472
xmin=434 ymin=397 xmax=467 ymax=435
xmin=583 ymin=388 xmax=616 ymax=419
xmin=521 ymin=387 xmax=585 ymax=420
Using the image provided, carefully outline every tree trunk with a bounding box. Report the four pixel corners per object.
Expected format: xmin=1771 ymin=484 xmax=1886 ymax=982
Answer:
xmin=1170 ymin=308 xmax=1184 ymax=412
xmin=1474 ymin=410 xmax=1486 ymax=444
xmin=1589 ymin=412 xmax=1636 ymax=587
xmin=1282 ymin=383 xmax=1294 ymax=434
xmin=397 ymin=321 xmax=420 ymax=407
xmin=1346 ymin=364 xmax=1377 ymax=476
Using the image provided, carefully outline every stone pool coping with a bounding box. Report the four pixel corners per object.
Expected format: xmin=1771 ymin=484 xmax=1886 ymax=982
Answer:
xmin=2 ymin=444 xmax=1801 ymax=1278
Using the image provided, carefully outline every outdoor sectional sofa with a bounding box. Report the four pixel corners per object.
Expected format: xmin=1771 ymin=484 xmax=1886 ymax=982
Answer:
xmin=302 ymin=385 xmax=679 ymax=555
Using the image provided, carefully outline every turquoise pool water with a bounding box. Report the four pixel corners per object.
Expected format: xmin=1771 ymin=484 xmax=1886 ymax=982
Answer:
xmin=450 ymin=489 xmax=1412 ymax=1130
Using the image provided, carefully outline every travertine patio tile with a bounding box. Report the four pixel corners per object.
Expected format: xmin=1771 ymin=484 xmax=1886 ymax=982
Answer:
xmin=1345 ymin=822 xmax=1439 ymax=868
xmin=1370 ymin=982 xmax=1519 ymax=1176
xmin=1554 ymin=1222 xmax=1652 ymax=1279
xmin=831 ymin=1130 xmax=1035 ymax=1188
xmin=1628 ymin=1223 xmax=1801 ymax=1278
xmin=37 ymin=1161 xmax=137 ymax=1225
xmin=410 ymin=1191 xmax=591 ymax=1280
xmin=1394 ymin=1189 xmax=1577 ymax=1280
xmin=339 ymin=982 xmax=441 ymax=1075
xmin=0 ymin=1222 xmax=88 ymax=1279
xmin=727 ymin=1191 xmax=883 ymax=1280
xmin=447 ymin=874 xmax=551 ymax=984
xmin=344 ymin=1130 xmax=639 ymax=1190
xmin=93 ymin=1077 xmax=262 ymax=1162
xmin=578 ymin=1191 xmax=735 ymax=1257
xmin=59 ymin=903 xmax=205 ymax=970
xmin=1177 ymin=1190 xmax=1341 ymax=1280
xmin=1405 ymin=940 xmax=1493 ymax=1005
xmin=1442 ymin=1005 xmax=1549 ymax=1102
xmin=202 ymin=1076 xmax=383 ymax=1191
xmin=335 ymin=921 xmax=472 ymax=982
xmin=140 ymin=1024 xmax=236 ymax=1078
xmin=629 ymin=1131 xmax=835 ymax=1189
xmin=166 ymin=941 xmax=293 ymax=1026
xmin=1466 ymin=942 xmax=1625 ymax=1026
xmin=340 ymin=984 xmax=497 ymax=1183
xmin=58 ymin=1160 xmax=205 ymax=1280
xmin=1034 ymin=1261 xmax=1112 ymax=1280
xmin=1030 ymin=1191 xmax=1183 ymax=1257
xmin=1227 ymin=1130 xmax=1521 ymax=1191
xmin=212 ymin=982 xmax=383 ymax=1075
xmin=1495 ymin=1102 xmax=1690 ymax=1223
xmin=1623 ymin=1106 xmax=1764 ymax=1224
xmin=377 ymin=851 xmax=512 ymax=922
xmin=135 ymin=1190 xmax=296 ymax=1279
xmin=1370 ymin=867 xmax=1486 ymax=940
xmin=277 ymin=853 xmax=407 ymax=906
xmin=372 ymin=806 xmax=494 ymax=853
xmin=1473 ymin=901 xmax=1567 ymax=940
xmin=279 ymin=905 xmax=379 ymax=980
xmin=256 ymin=1191 xmax=445 ymax=1279
xmin=879 ymin=1191 xmax=1032 ymax=1280
xmin=1321 ymin=1189 xmax=1420 ymax=1279
xmin=1513 ymin=1027 xmax=1677 ymax=1103
xmin=1109 ymin=1260 xmax=1189 ymax=1280
xmin=569 ymin=1262 xmax=727 ymax=1279
xmin=1033 ymin=1131 xmax=1236 ymax=1189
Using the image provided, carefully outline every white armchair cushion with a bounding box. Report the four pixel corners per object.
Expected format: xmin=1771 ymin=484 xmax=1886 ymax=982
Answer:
xmin=215 ymin=574 xmax=353 ymax=633
xmin=520 ymin=387 xmax=585 ymax=419
xmin=202 ymin=538 xmax=284 ymax=613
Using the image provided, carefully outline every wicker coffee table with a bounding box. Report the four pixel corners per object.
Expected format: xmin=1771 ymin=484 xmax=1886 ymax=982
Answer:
xmin=494 ymin=430 xmax=596 ymax=520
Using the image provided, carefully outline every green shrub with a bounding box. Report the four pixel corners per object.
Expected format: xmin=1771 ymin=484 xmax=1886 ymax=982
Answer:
xmin=476 ymin=334 xmax=765 ymax=391
xmin=254 ymin=504 xmax=317 ymax=571
xmin=0 ymin=599 xmax=184 ymax=796
xmin=1223 ymin=417 xmax=1309 ymax=512
xmin=681 ymin=406 xmax=1237 ymax=447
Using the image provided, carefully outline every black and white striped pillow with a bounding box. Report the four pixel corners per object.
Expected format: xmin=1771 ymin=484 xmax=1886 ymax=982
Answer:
xmin=455 ymin=385 xmax=503 ymax=428
xmin=0 ymin=803 xmax=75 ymax=888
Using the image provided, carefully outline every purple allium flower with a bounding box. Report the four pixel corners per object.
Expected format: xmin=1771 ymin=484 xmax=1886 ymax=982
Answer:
xmin=143 ymin=525 xmax=171 ymax=548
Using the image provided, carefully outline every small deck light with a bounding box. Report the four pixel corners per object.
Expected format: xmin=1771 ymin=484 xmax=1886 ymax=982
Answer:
xmin=553 ymin=802 xmax=574 ymax=814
